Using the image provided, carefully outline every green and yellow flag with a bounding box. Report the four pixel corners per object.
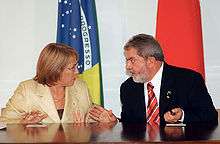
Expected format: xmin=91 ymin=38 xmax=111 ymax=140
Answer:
xmin=56 ymin=0 xmax=103 ymax=105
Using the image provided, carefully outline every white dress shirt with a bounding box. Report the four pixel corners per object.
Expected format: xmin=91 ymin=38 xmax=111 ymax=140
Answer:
xmin=144 ymin=63 xmax=164 ymax=106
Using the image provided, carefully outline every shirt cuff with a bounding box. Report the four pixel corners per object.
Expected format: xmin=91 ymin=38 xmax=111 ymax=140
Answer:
xmin=179 ymin=109 xmax=184 ymax=122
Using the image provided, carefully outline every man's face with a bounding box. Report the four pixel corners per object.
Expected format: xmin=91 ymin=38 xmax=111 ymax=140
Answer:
xmin=124 ymin=48 xmax=148 ymax=83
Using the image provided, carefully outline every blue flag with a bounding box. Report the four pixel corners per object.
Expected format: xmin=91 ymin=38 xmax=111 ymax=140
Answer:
xmin=57 ymin=0 xmax=103 ymax=105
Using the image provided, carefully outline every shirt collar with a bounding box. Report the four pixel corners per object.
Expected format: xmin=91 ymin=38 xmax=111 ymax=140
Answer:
xmin=147 ymin=62 xmax=164 ymax=87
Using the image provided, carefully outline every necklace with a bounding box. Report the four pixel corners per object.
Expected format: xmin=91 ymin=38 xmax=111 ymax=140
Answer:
xmin=49 ymin=86 xmax=65 ymax=102
xmin=54 ymin=99 xmax=65 ymax=109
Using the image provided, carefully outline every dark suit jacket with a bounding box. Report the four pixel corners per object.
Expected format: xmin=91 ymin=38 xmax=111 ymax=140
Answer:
xmin=120 ymin=63 xmax=218 ymax=125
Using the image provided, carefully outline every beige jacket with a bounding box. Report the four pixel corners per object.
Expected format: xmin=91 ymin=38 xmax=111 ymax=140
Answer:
xmin=0 ymin=79 xmax=93 ymax=123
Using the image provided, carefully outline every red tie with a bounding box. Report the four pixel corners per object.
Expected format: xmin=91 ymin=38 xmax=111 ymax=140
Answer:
xmin=147 ymin=82 xmax=160 ymax=125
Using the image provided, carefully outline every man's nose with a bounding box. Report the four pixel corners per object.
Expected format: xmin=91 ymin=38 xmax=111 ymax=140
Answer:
xmin=126 ymin=62 xmax=132 ymax=70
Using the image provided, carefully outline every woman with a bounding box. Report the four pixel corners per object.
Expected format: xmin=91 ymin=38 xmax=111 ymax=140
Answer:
xmin=0 ymin=43 xmax=116 ymax=124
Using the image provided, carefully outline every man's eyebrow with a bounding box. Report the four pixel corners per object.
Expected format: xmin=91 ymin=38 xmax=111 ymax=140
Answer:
xmin=126 ymin=57 xmax=134 ymax=60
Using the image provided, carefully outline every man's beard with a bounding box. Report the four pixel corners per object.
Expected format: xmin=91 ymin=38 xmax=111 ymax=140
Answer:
xmin=126 ymin=70 xmax=147 ymax=83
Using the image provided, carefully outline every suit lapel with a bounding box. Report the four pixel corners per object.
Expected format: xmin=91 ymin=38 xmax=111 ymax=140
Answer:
xmin=61 ymin=85 xmax=79 ymax=122
xmin=130 ymin=79 xmax=146 ymax=121
xmin=159 ymin=63 xmax=176 ymax=120
xmin=34 ymin=84 xmax=60 ymax=122
xmin=139 ymin=83 xmax=146 ymax=116
xmin=61 ymin=84 xmax=80 ymax=122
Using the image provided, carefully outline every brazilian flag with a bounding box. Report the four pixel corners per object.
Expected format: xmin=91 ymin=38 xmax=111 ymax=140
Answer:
xmin=56 ymin=0 xmax=103 ymax=105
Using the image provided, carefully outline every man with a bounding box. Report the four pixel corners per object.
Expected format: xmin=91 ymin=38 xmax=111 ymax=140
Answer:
xmin=120 ymin=34 xmax=218 ymax=125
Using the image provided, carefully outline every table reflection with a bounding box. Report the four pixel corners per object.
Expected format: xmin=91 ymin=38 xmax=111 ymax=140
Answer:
xmin=121 ymin=123 xmax=147 ymax=141
xmin=161 ymin=126 xmax=185 ymax=141
xmin=0 ymin=122 xmax=218 ymax=143
xmin=184 ymin=123 xmax=217 ymax=140
xmin=121 ymin=123 xmax=218 ymax=142
xmin=5 ymin=122 xmax=117 ymax=143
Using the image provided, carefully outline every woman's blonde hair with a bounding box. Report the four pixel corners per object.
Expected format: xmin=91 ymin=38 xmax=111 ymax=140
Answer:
xmin=34 ymin=43 xmax=78 ymax=86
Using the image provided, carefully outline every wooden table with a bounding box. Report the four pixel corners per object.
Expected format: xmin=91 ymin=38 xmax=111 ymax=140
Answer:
xmin=0 ymin=122 xmax=219 ymax=143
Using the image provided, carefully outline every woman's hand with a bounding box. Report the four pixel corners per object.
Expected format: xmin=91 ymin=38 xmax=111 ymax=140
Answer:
xmin=20 ymin=111 xmax=47 ymax=124
xmin=90 ymin=121 xmax=117 ymax=134
xmin=88 ymin=105 xmax=117 ymax=123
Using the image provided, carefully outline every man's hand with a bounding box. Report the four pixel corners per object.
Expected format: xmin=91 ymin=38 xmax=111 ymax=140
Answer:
xmin=164 ymin=108 xmax=183 ymax=123
xmin=88 ymin=105 xmax=117 ymax=123
xmin=20 ymin=111 xmax=47 ymax=124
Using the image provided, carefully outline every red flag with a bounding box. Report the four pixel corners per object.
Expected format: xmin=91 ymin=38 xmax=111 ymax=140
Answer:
xmin=156 ymin=0 xmax=205 ymax=78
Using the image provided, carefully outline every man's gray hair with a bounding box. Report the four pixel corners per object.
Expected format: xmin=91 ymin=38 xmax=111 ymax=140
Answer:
xmin=124 ymin=34 xmax=164 ymax=61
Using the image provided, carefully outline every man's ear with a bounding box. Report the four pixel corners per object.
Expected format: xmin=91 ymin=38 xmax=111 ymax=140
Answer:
xmin=146 ymin=56 xmax=156 ymax=67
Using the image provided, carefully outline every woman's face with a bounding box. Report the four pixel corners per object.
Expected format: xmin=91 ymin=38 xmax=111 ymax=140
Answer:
xmin=57 ymin=57 xmax=78 ymax=87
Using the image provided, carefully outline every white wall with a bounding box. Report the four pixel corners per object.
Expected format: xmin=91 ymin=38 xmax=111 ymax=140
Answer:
xmin=0 ymin=0 xmax=219 ymax=117
xmin=201 ymin=0 xmax=220 ymax=109
xmin=0 ymin=0 xmax=57 ymax=109
xmin=96 ymin=0 xmax=158 ymax=116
